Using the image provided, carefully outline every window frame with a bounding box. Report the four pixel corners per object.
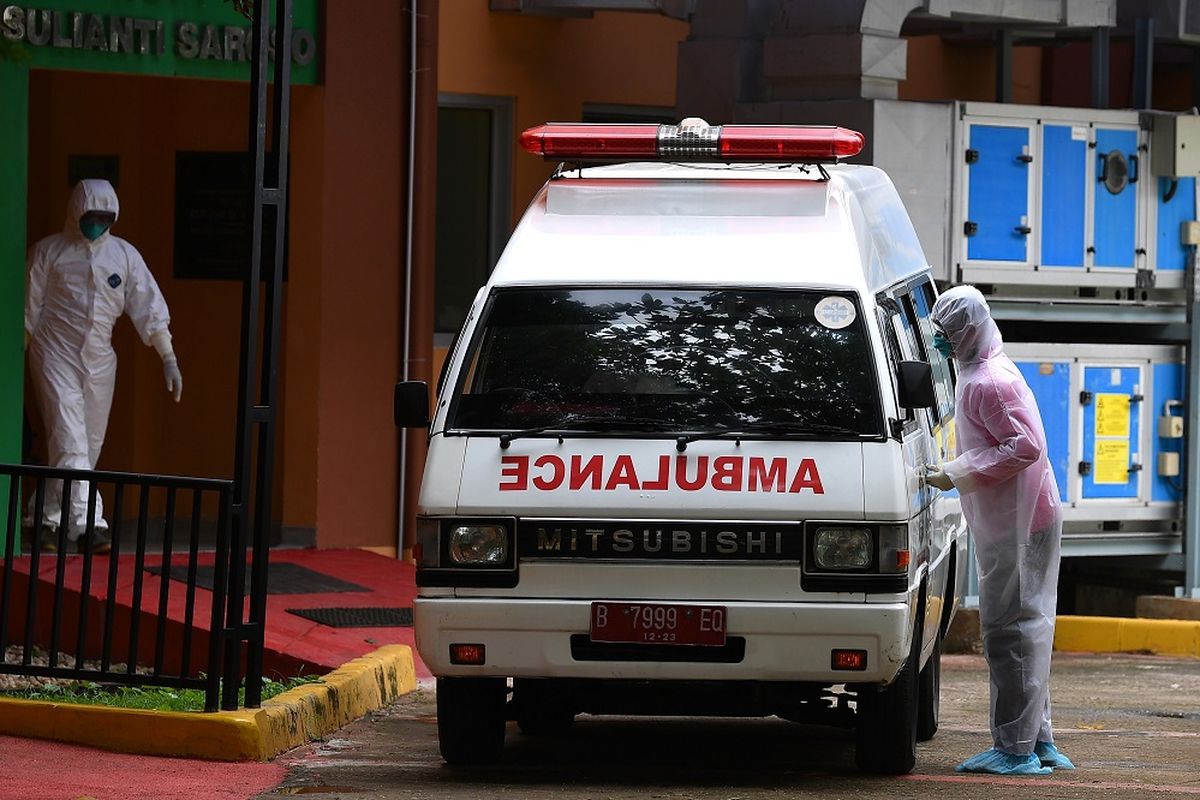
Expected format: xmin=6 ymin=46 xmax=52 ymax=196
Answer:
xmin=435 ymin=92 xmax=514 ymax=338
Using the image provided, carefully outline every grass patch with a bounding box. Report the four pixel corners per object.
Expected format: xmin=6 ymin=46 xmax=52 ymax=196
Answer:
xmin=1 ymin=675 xmax=322 ymax=712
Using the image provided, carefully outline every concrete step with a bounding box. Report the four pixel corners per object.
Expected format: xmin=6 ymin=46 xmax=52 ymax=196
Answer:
xmin=1136 ymin=595 xmax=1200 ymax=621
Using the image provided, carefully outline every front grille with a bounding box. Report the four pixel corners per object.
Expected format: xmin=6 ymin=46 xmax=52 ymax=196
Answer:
xmin=570 ymin=634 xmax=746 ymax=663
xmin=519 ymin=520 xmax=803 ymax=562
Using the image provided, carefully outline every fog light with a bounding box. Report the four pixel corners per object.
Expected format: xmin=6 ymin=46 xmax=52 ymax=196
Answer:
xmin=448 ymin=525 xmax=508 ymax=565
xmin=832 ymin=649 xmax=867 ymax=671
xmin=450 ymin=643 xmax=486 ymax=665
xmin=814 ymin=527 xmax=872 ymax=569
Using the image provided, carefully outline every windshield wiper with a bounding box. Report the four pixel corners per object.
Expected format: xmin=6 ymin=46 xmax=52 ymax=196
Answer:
xmin=674 ymin=419 xmax=866 ymax=451
xmin=497 ymin=414 xmax=673 ymax=449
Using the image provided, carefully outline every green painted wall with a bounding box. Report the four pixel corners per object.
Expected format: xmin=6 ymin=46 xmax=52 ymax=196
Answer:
xmin=0 ymin=61 xmax=28 ymax=552
xmin=1 ymin=0 xmax=320 ymax=84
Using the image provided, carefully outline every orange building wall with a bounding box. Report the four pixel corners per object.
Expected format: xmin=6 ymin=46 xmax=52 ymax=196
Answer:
xmin=310 ymin=1 xmax=405 ymax=550
xmin=900 ymin=35 xmax=1043 ymax=105
xmin=438 ymin=7 xmax=689 ymax=221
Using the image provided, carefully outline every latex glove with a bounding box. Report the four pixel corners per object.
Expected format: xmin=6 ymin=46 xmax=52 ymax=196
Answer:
xmin=923 ymin=465 xmax=954 ymax=491
xmin=163 ymin=355 xmax=183 ymax=403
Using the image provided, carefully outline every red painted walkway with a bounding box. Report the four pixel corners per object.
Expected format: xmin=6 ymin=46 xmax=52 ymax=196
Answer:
xmin=0 ymin=734 xmax=285 ymax=800
xmin=4 ymin=548 xmax=430 ymax=681
xmin=0 ymin=550 xmax=426 ymax=795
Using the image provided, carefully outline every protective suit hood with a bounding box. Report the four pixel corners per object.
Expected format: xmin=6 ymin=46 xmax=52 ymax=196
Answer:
xmin=930 ymin=285 xmax=1002 ymax=364
xmin=64 ymin=180 xmax=120 ymax=241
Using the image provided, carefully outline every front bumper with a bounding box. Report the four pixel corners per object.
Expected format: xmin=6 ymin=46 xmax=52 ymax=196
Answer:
xmin=415 ymin=596 xmax=916 ymax=684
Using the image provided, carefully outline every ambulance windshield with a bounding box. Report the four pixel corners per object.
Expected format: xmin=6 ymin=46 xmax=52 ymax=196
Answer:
xmin=449 ymin=288 xmax=882 ymax=438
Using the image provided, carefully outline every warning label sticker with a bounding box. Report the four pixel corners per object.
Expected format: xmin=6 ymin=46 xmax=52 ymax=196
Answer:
xmin=1094 ymin=440 xmax=1130 ymax=485
xmin=1095 ymin=393 xmax=1130 ymax=439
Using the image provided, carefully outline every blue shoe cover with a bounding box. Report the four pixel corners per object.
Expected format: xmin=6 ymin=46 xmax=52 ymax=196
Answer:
xmin=1035 ymin=741 xmax=1075 ymax=770
xmin=955 ymin=748 xmax=1052 ymax=775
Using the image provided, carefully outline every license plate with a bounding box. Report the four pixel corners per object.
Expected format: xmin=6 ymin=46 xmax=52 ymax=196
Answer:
xmin=590 ymin=602 xmax=727 ymax=646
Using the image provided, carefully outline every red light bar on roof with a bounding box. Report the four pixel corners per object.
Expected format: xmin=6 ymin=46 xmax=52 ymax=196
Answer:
xmin=519 ymin=119 xmax=865 ymax=164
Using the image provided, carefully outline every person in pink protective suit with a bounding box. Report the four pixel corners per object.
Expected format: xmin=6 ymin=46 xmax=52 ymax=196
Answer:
xmin=25 ymin=179 xmax=182 ymax=554
xmin=923 ymin=285 xmax=1074 ymax=776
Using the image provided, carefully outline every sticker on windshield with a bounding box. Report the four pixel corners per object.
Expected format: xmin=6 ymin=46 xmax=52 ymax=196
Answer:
xmin=815 ymin=296 xmax=856 ymax=329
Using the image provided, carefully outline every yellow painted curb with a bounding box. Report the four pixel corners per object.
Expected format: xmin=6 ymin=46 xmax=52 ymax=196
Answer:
xmin=254 ymin=644 xmax=417 ymax=759
xmin=1055 ymin=615 xmax=1200 ymax=658
xmin=0 ymin=644 xmax=417 ymax=761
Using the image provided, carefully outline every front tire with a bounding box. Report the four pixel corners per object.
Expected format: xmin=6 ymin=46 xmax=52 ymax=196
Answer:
xmin=437 ymin=677 xmax=507 ymax=765
xmin=917 ymin=628 xmax=942 ymax=741
xmin=854 ymin=619 xmax=921 ymax=774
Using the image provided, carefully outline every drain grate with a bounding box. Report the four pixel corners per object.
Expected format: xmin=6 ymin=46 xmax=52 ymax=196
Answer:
xmin=146 ymin=563 xmax=369 ymax=595
xmin=285 ymin=606 xmax=414 ymax=628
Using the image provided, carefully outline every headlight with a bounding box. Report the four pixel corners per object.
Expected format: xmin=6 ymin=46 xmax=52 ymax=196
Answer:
xmin=813 ymin=526 xmax=872 ymax=570
xmin=448 ymin=524 xmax=509 ymax=565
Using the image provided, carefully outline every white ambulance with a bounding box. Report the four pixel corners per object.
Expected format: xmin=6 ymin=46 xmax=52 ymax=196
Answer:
xmin=395 ymin=120 xmax=968 ymax=775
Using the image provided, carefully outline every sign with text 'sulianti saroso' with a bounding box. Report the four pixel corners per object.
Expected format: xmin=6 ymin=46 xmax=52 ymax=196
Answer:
xmin=1 ymin=1 xmax=319 ymax=84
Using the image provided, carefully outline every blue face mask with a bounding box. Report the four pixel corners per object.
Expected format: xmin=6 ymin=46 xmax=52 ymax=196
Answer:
xmin=932 ymin=331 xmax=954 ymax=359
xmin=80 ymin=220 xmax=110 ymax=241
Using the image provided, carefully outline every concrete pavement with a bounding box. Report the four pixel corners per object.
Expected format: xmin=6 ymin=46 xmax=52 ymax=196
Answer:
xmin=261 ymin=652 xmax=1200 ymax=799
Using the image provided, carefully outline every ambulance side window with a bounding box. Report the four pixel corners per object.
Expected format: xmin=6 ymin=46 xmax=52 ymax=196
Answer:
xmin=891 ymin=295 xmax=924 ymax=366
xmin=880 ymin=303 xmax=918 ymax=432
xmin=909 ymin=282 xmax=956 ymax=430
xmin=897 ymin=294 xmax=939 ymax=436
xmin=891 ymin=289 xmax=943 ymax=437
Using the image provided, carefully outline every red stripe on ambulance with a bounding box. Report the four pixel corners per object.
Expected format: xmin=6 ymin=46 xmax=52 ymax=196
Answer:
xmin=499 ymin=455 xmax=823 ymax=494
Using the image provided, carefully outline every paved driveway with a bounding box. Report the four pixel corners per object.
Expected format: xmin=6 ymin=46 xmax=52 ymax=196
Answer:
xmin=262 ymin=652 xmax=1200 ymax=799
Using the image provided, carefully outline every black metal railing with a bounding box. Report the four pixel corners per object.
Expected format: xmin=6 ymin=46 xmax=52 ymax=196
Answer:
xmin=0 ymin=464 xmax=252 ymax=712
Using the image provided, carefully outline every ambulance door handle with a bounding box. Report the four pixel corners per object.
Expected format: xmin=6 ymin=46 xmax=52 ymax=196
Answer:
xmin=1128 ymin=463 xmax=1143 ymax=473
xmin=1014 ymin=225 xmax=1032 ymax=235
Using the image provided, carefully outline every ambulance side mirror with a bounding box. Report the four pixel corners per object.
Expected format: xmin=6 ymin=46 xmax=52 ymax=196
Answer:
xmin=897 ymin=360 xmax=936 ymax=410
xmin=394 ymin=381 xmax=430 ymax=427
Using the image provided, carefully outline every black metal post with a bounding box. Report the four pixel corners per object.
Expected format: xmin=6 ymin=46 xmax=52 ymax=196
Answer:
xmin=229 ymin=0 xmax=293 ymax=710
xmin=995 ymin=29 xmax=1013 ymax=103
xmin=1192 ymin=49 xmax=1200 ymax=111
xmin=1134 ymin=17 xmax=1155 ymax=109
xmin=1092 ymin=26 xmax=1110 ymax=109
xmin=1187 ymin=237 xmax=1200 ymax=599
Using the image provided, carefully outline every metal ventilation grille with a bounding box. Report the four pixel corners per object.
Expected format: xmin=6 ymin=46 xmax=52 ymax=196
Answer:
xmin=148 ymin=562 xmax=369 ymax=595
xmin=285 ymin=607 xmax=414 ymax=628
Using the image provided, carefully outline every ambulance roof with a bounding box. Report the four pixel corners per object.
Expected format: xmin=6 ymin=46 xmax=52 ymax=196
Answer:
xmin=488 ymin=162 xmax=929 ymax=297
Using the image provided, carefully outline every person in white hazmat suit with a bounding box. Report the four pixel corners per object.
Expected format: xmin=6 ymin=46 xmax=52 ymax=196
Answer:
xmin=24 ymin=179 xmax=182 ymax=553
xmin=923 ymin=286 xmax=1074 ymax=775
